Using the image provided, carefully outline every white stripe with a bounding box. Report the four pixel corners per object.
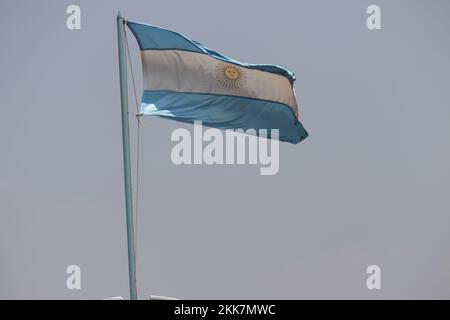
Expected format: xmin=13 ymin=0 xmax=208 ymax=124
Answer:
xmin=140 ymin=50 xmax=298 ymax=116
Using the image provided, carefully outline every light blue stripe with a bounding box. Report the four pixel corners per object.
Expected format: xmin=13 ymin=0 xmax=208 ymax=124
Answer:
xmin=127 ymin=21 xmax=296 ymax=84
xmin=127 ymin=21 xmax=203 ymax=53
xmin=140 ymin=90 xmax=308 ymax=144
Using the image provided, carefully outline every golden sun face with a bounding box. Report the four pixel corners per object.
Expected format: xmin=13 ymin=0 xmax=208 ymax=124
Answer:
xmin=215 ymin=63 xmax=247 ymax=89
xmin=224 ymin=66 xmax=239 ymax=80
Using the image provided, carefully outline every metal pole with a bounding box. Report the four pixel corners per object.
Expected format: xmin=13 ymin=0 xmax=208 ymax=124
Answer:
xmin=116 ymin=12 xmax=138 ymax=300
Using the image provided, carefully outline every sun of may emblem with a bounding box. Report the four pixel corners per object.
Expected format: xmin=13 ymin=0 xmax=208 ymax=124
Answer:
xmin=215 ymin=63 xmax=247 ymax=89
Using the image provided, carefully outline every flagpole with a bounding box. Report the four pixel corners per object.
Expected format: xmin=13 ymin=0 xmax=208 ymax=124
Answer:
xmin=116 ymin=11 xmax=138 ymax=300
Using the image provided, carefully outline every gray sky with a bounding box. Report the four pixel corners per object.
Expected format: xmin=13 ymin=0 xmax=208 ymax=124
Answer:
xmin=1 ymin=0 xmax=450 ymax=299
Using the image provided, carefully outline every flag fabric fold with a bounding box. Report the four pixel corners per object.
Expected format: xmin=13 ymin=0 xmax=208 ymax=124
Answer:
xmin=127 ymin=20 xmax=308 ymax=144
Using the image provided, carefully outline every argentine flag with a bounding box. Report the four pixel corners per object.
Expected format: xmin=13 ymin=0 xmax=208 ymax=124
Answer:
xmin=127 ymin=20 xmax=308 ymax=144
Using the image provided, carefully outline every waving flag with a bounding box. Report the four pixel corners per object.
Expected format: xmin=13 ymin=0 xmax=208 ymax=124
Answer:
xmin=127 ymin=21 xmax=308 ymax=143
